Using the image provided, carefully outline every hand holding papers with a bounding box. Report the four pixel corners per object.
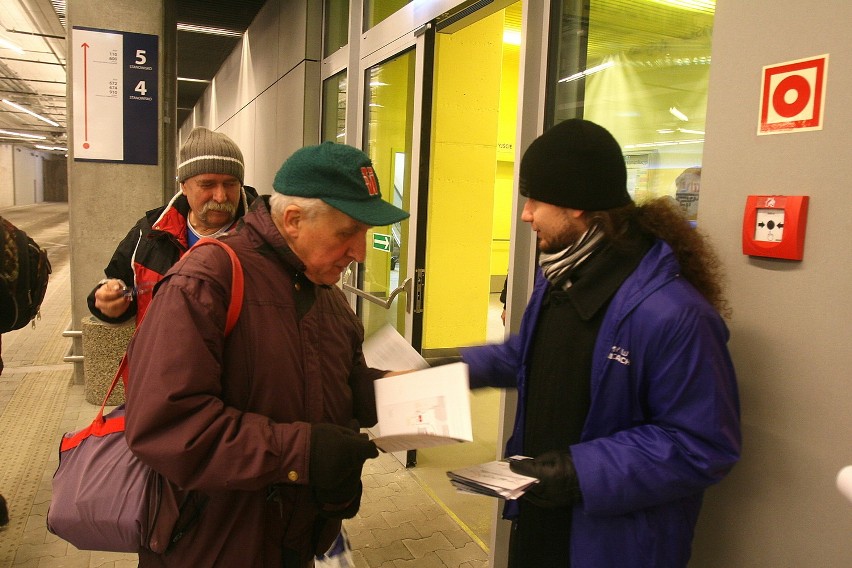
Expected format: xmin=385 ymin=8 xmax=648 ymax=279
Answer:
xmin=447 ymin=458 xmax=539 ymax=500
xmin=372 ymin=362 xmax=473 ymax=452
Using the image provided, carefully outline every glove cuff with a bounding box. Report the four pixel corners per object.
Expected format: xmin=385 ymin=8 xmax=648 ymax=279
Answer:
xmin=315 ymin=482 xmax=363 ymax=520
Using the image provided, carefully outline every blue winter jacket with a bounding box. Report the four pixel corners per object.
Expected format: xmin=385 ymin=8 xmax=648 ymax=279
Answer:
xmin=461 ymin=239 xmax=741 ymax=568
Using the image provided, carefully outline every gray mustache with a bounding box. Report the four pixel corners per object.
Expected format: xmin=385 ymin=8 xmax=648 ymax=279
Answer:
xmin=202 ymin=201 xmax=237 ymax=215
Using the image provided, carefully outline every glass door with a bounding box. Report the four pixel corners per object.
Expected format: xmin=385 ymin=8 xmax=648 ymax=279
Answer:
xmin=342 ymin=46 xmax=419 ymax=344
xmin=338 ymin=0 xmax=524 ymax=552
xmin=409 ymin=3 xmax=523 ymax=550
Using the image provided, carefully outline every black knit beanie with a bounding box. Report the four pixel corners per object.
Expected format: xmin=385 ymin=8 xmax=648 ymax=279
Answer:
xmin=519 ymin=119 xmax=632 ymax=211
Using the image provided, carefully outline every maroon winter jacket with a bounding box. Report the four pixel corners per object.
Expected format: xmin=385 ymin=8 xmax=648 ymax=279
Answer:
xmin=125 ymin=197 xmax=384 ymax=566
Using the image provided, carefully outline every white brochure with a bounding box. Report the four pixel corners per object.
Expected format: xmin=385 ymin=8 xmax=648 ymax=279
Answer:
xmin=372 ymin=362 xmax=473 ymax=452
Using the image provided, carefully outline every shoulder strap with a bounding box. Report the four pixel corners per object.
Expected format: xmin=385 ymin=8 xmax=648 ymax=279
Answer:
xmin=191 ymin=238 xmax=244 ymax=335
xmin=100 ymin=238 xmax=244 ymax=412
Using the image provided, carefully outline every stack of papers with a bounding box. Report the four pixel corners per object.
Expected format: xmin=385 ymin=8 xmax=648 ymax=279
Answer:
xmin=372 ymin=362 xmax=473 ymax=452
xmin=447 ymin=458 xmax=539 ymax=500
xmin=364 ymin=325 xmax=473 ymax=453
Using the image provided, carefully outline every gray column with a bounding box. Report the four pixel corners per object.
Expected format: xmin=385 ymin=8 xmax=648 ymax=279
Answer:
xmin=65 ymin=0 xmax=174 ymax=383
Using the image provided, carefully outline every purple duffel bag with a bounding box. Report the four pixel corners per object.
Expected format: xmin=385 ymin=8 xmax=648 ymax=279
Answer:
xmin=47 ymin=395 xmax=181 ymax=553
xmin=47 ymin=239 xmax=244 ymax=553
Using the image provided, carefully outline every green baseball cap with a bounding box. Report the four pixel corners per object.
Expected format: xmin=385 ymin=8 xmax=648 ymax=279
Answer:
xmin=273 ymin=142 xmax=410 ymax=226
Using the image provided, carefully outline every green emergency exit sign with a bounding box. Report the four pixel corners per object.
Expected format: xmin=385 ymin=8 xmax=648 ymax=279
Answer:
xmin=372 ymin=233 xmax=391 ymax=252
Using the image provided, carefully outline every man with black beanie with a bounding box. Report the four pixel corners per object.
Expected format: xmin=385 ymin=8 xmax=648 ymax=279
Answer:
xmin=460 ymin=119 xmax=741 ymax=568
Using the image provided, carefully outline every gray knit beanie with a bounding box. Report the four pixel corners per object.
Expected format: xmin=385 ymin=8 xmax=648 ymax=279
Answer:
xmin=177 ymin=126 xmax=244 ymax=184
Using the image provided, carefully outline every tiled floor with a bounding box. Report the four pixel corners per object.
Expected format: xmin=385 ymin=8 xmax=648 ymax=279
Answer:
xmin=0 ymin=202 xmax=494 ymax=568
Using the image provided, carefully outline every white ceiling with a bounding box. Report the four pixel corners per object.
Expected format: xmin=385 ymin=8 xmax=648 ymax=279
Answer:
xmin=0 ymin=0 xmax=67 ymax=151
xmin=0 ymin=0 xmax=266 ymax=155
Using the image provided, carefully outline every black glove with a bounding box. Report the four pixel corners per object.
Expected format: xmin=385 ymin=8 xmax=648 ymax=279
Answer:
xmin=509 ymin=450 xmax=582 ymax=508
xmin=310 ymin=421 xmax=378 ymax=504
xmin=316 ymin=481 xmax=363 ymax=520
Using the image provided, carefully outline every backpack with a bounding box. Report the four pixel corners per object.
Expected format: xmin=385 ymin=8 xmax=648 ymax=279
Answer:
xmin=0 ymin=216 xmax=52 ymax=333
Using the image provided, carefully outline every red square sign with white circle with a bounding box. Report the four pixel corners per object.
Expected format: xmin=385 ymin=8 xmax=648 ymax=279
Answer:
xmin=758 ymin=54 xmax=828 ymax=135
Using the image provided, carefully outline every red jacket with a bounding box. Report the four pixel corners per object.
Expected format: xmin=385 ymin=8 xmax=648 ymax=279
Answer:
xmin=125 ymin=197 xmax=383 ymax=566
xmin=87 ymin=187 xmax=255 ymax=325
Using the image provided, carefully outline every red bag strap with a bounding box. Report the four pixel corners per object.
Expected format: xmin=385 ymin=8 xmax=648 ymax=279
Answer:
xmin=100 ymin=239 xmax=243 ymax=416
xmin=61 ymin=240 xmax=244 ymax=453
xmin=192 ymin=238 xmax=244 ymax=336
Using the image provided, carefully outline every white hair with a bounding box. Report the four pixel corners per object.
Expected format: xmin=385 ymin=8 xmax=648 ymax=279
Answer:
xmin=268 ymin=192 xmax=332 ymax=221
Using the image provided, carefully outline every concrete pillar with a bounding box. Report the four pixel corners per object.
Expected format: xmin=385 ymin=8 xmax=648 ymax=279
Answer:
xmin=81 ymin=316 xmax=133 ymax=405
xmin=65 ymin=0 xmax=175 ymax=383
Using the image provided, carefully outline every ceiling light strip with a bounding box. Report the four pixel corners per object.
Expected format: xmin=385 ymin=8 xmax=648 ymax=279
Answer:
xmin=0 ymin=37 xmax=25 ymax=54
xmin=558 ymin=60 xmax=615 ymax=83
xmin=176 ymin=23 xmax=242 ymax=37
xmin=2 ymin=99 xmax=60 ymax=127
xmin=0 ymin=128 xmax=48 ymax=140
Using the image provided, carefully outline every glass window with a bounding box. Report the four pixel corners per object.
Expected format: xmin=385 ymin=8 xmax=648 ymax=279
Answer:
xmin=321 ymin=71 xmax=347 ymax=142
xmin=324 ymin=0 xmax=350 ymax=56
xmin=364 ymin=0 xmax=411 ymax=31
xmin=548 ymin=0 xmax=714 ymax=223
xmin=359 ymin=50 xmax=415 ymax=337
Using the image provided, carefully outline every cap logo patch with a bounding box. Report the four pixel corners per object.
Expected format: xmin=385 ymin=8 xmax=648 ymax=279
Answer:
xmin=361 ymin=166 xmax=379 ymax=196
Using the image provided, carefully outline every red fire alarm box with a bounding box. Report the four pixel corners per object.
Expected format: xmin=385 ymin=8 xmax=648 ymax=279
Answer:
xmin=742 ymin=195 xmax=809 ymax=260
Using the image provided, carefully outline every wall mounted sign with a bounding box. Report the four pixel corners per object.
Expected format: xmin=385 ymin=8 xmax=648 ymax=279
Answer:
xmin=758 ymin=54 xmax=828 ymax=135
xmin=71 ymin=26 xmax=158 ymax=164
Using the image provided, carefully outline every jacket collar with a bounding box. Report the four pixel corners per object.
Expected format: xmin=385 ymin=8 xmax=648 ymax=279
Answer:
xmin=243 ymin=196 xmax=310 ymax=278
xmin=560 ymin=235 xmax=653 ymax=321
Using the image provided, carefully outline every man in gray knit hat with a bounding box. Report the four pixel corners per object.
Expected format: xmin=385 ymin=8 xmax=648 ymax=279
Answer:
xmin=88 ymin=126 xmax=256 ymax=324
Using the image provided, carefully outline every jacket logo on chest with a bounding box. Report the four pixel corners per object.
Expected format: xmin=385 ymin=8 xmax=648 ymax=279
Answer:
xmin=607 ymin=345 xmax=631 ymax=366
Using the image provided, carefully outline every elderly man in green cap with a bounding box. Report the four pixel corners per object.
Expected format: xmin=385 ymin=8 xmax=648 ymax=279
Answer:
xmin=124 ymin=142 xmax=409 ymax=568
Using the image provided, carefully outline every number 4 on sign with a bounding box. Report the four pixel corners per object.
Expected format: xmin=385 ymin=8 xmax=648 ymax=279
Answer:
xmin=135 ymin=81 xmax=147 ymax=96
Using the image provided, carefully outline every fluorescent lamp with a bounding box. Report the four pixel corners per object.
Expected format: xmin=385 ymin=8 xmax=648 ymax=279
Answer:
xmin=503 ymin=30 xmax=521 ymax=46
xmin=669 ymin=106 xmax=689 ymax=121
xmin=177 ymin=77 xmax=211 ymax=83
xmin=177 ymin=23 xmax=242 ymax=37
xmin=559 ymin=60 xmax=615 ymax=83
xmin=0 ymin=129 xmax=47 ymax=140
xmin=657 ymin=127 xmax=706 ymax=135
xmin=2 ymin=99 xmax=60 ymax=127
xmin=650 ymin=0 xmax=715 ymax=14
xmin=0 ymin=37 xmax=25 ymax=55
xmin=35 ymin=145 xmax=68 ymax=151
xmin=624 ymin=138 xmax=704 ymax=149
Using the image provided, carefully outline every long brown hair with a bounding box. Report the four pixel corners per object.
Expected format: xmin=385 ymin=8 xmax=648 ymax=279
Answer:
xmin=586 ymin=198 xmax=731 ymax=318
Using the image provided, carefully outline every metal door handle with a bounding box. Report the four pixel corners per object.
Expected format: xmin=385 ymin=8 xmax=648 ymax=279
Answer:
xmin=343 ymin=277 xmax=412 ymax=312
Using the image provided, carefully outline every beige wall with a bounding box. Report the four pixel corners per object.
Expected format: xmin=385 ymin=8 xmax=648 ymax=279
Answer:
xmin=691 ymin=1 xmax=852 ymax=566
xmin=178 ymin=0 xmax=322 ymax=195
